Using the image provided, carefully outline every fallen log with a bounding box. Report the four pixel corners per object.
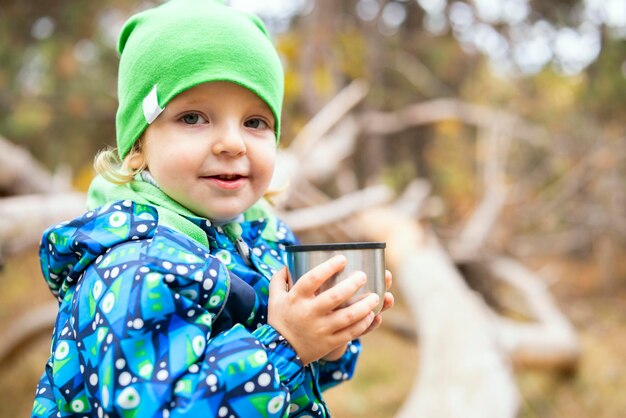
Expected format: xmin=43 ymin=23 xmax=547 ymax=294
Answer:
xmin=0 ymin=193 xmax=86 ymax=257
xmin=0 ymin=301 xmax=58 ymax=365
xmin=279 ymin=184 xmax=393 ymax=231
xmin=289 ymin=79 xmax=369 ymax=158
xmin=488 ymin=257 xmax=580 ymax=371
xmin=359 ymin=98 xmax=548 ymax=146
xmin=355 ymin=208 xmax=520 ymax=418
xmin=0 ymin=135 xmax=70 ymax=195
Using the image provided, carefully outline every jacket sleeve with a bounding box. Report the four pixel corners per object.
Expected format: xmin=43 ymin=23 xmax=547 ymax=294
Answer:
xmin=52 ymin=235 xmax=306 ymax=417
xmin=316 ymin=339 xmax=362 ymax=391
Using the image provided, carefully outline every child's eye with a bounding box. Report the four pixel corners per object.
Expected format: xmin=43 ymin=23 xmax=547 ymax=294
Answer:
xmin=244 ymin=118 xmax=269 ymax=129
xmin=180 ymin=113 xmax=207 ymax=125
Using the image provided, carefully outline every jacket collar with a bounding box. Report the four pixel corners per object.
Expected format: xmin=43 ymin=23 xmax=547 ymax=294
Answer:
xmin=86 ymin=174 xmax=282 ymax=246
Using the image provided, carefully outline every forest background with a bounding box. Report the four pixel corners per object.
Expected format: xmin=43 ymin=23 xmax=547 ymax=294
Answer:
xmin=0 ymin=0 xmax=625 ymax=417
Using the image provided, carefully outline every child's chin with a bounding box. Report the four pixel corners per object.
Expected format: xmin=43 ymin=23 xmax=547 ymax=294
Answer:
xmin=204 ymin=207 xmax=248 ymax=222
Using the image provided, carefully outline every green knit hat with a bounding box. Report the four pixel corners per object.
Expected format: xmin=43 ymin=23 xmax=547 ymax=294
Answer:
xmin=115 ymin=0 xmax=284 ymax=159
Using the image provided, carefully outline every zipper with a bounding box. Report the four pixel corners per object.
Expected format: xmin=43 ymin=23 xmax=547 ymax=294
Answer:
xmin=218 ymin=223 xmax=253 ymax=268
xmin=234 ymin=236 xmax=253 ymax=267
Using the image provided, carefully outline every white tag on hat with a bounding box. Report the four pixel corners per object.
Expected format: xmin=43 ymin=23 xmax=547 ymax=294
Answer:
xmin=143 ymin=84 xmax=164 ymax=124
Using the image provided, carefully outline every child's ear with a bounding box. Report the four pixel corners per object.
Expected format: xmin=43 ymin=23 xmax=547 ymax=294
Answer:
xmin=127 ymin=152 xmax=145 ymax=170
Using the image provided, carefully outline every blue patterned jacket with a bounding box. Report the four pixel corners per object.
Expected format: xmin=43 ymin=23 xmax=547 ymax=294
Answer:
xmin=32 ymin=199 xmax=360 ymax=417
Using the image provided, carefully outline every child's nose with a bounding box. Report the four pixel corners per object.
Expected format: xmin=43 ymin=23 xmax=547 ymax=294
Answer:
xmin=212 ymin=123 xmax=246 ymax=156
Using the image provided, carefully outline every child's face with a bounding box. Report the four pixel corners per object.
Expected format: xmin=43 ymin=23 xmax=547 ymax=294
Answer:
xmin=141 ymin=81 xmax=277 ymax=221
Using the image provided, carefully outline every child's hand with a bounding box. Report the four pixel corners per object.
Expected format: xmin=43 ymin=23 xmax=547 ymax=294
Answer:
xmin=320 ymin=270 xmax=394 ymax=362
xmin=267 ymin=255 xmax=379 ymax=365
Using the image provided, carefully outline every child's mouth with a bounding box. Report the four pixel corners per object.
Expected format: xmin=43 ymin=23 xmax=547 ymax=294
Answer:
xmin=205 ymin=174 xmax=247 ymax=189
xmin=214 ymin=174 xmax=243 ymax=181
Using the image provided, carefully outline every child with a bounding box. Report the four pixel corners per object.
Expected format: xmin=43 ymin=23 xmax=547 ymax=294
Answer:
xmin=32 ymin=1 xmax=393 ymax=417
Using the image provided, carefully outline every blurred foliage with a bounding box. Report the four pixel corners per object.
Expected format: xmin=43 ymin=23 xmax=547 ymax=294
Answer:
xmin=0 ymin=0 xmax=133 ymax=173
xmin=2 ymin=0 xmax=623 ymax=188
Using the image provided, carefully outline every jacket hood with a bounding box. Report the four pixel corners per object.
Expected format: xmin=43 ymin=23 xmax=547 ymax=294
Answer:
xmin=40 ymin=200 xmax=159 ymax=301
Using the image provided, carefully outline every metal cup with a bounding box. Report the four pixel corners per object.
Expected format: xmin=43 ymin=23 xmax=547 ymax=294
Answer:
xmin=285 ymin=242 xmax=386 ymax=314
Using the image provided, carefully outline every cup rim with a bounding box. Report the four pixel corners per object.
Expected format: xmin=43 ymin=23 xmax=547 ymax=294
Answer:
xmin=285 ymin=242 xmax=386 ymax=252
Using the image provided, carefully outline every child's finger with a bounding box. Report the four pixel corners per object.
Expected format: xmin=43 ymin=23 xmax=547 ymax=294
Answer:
xmin=379 ymin=292 xmax=394 ymax=314
xmin=362 ymin=314 xmax=383 ymax=336
xmin=331 ymin=309 xmax=376 ymax=343
xmin=385 ymin=270 xmax=392 ymax=290
xmin=269 ymin=266 xmax=290 ymax=297
xmin=292 ymin=255 xmax=347 ymax=296
xmin=315 ymin=271 xmax=366 ymax=312
xmin=361 ymin=293 xmax=393 ymax=335
xmin=327 ymin=292 xmax=379 ymax=331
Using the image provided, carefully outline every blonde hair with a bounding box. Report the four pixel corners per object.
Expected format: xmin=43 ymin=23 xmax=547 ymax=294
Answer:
xmin=94 ymin=144 xmax=146 ymax=185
